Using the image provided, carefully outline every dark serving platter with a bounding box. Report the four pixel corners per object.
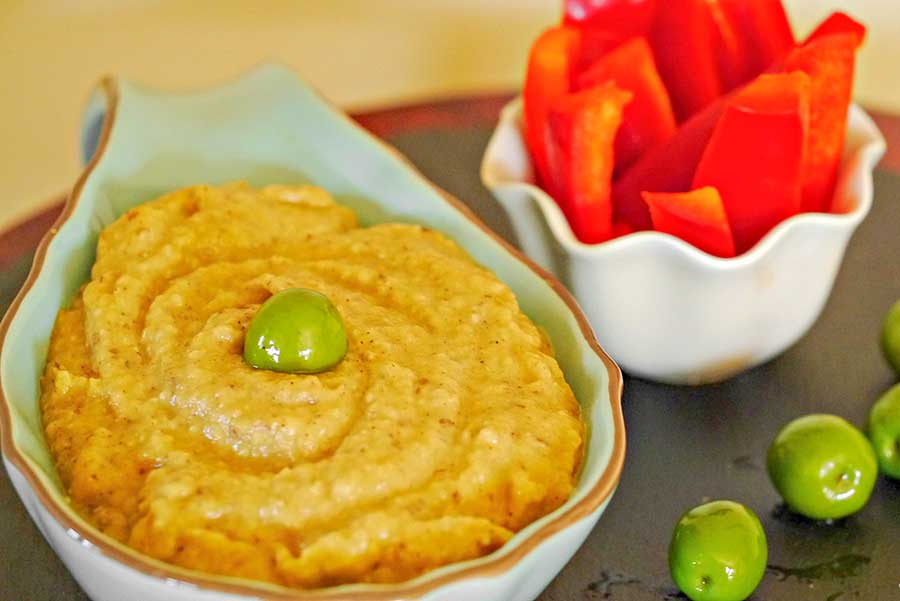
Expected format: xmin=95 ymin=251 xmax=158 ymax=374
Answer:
xmin=1 ymin=95 xmax=899 ymax=600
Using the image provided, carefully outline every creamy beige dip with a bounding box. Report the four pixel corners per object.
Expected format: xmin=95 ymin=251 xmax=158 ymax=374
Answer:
xmin=41 ymin=183 xmax=584 ymax=588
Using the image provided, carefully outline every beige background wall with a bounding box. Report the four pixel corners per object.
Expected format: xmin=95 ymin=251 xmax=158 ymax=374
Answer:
xmin=1 ymin=0 xmax=896 ymax=231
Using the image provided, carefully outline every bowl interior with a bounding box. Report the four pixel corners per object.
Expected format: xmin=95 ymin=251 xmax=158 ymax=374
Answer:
xmin=0 ymin=65 xmax=621 ymax=594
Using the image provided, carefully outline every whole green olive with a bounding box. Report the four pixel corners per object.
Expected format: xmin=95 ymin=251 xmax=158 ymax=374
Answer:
xmin=868 ymin=383 xmax=900 ymax=480
xmin=669 ymin=500 xmax=768 ymax=601
xmin=767 ymin=414 xmax=877 ymax=520
xmin=882 ymin=299 xmax=900 ymax=375
xmin=243 ymin=288 xmax=347 ymax=374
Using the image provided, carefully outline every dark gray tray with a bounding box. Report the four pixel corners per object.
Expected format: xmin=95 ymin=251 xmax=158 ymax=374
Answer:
xmin=2 ymin=124 xmax=898 ymax=601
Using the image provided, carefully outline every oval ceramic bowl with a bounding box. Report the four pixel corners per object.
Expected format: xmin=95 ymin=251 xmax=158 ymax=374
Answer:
xmin=0 ymin=67 xmax=624 ymax=601
xmin=482 ymin=97 xmax=886 ymax=385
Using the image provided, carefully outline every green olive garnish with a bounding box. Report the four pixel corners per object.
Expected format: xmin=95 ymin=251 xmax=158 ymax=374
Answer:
xmin=243 ymin=288 xmax=347 ymax=374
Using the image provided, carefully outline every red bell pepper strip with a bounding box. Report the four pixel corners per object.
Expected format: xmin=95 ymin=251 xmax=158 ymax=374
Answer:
xmin=573 ymin=26 xmax=630 ymax=76
xmin=577 ymin=37 xmax=677 ymax=173
xmin=720 ymin=0 xmax=795 ymax=76
xmin=649 ymin=0 xmax=723 ymax=122
xmin=643 ymin=187 xmax=736 ymax=258
xmin=612 ymin=220 xmax=636 ymax=238
xmin=804 ymin=12 xmax=866 ymax=47
xmin=546 ymin=84 xmax=633 ymax=243
xmin=611 ymin=94 xmax=730 ymax=231
xmin=523 ymin=26 xmax=582 ymax=194
xmin=693 ymin=72 xmax=811 ymax=253
xmin=563 ymin=0 xmax=657 ymax=37
xmin=784 ymin=33 xmax=858 ymax=213
xmin=707 ymin=0 xmax=752 ymax=91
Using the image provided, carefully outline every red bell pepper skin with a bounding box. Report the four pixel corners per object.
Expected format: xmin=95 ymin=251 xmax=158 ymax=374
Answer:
xmin=720 ymin=0 xmax=795 ymax=76
xmin=804 ymin=12 xmax=866 ymax=48
xmin=563 ymin=0 xmax=657 ymax=37
xmin=524 ymin=26 xmax=582 ymax=195
xmin=707 ymin=0 xmax=752 ymax=90
xmin=643 ymin=187 xmax=736 ymax=258
xmin=611 ymin=94 xmax=730 ymax=230
xmin=577 ymin=37 xmax=677 ymax=173
xmin=612 ymin=220 xmax=636 ymax=238
xmin=573 ymin=26 xmax=630 ymax=76
xmin=784 ymin=33 xmax=858 ymax=213
xmin=693 ymin=72 xmax=811 ymax=253
xmin=546 ymin=84 xmax=633 ymax=243
xmin=650 ymin=0 xmax=723 ymax=122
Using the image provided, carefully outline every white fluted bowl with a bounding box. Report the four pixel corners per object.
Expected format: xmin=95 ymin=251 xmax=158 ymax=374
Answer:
xmin=481 ymin=97 xmax=886 ymax=384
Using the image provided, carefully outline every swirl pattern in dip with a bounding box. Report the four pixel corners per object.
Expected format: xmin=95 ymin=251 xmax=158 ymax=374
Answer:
xmin=40 ymin=183 xmax=584 ymax=588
